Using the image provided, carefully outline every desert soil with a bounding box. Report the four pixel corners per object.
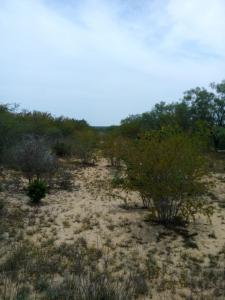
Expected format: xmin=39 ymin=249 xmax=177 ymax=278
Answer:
xmin=2 ymin=159 xmax=225 ymax=299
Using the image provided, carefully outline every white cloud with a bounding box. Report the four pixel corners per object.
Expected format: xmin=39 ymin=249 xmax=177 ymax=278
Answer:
xmin=0 ymin=0 xmax=224 ymax=125
xmin=165 ymin=0 xmax=225 ymax=56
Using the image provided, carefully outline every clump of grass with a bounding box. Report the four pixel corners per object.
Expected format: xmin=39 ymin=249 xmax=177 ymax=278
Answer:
xmin=145 ymin=252 xmax=160 ymax=280
xmin=0 ymin=237 xmax=142 ymax=300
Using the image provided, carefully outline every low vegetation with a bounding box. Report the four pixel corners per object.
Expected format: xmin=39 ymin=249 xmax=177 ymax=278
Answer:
xmin=27 ymin=179 xmax=47 ymax=204
xmin=0 ymin=80 xmax=225 ymax=299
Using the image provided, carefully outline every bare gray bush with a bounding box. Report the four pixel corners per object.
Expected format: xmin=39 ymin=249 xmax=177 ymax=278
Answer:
xmin=9 ymin=135 xmax=58 ymax=182
xmin=55 ymin=168 xmax=74 ymax=191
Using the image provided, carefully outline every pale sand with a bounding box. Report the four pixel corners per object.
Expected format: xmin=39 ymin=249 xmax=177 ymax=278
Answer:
xmin=3 ymin=159 xmax=225 ymax=299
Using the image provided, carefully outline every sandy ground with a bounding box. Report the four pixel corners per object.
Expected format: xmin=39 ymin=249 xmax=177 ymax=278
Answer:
xmin=2 ymin=159 xmax=225 ymax=299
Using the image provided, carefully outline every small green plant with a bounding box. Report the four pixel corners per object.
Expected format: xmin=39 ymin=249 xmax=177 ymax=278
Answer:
xmin=111 ymin=174 xmax=125 ymax=188
xmin=27 ymin=180 xmax=47 ymax=203
xmin=53 ymin=141 xmax=72 ymax=157
xmin=146 ymin=252 xmax=160 ymax=279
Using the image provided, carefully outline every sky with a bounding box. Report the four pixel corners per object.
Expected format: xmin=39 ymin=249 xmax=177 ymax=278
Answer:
xmin=0 ymin=0 xmax=225 ymax=125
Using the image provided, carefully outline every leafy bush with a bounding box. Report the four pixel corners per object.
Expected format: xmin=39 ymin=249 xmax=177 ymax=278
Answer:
xmin=27 ymin=180 xmax=47 ymax=203
xmin=102 ymin=133 xmax=125 ymax=167
xmin=111 ymin=174 xmax=125 ymax=188
xmin=123 ymin=130 xmax=212 ymax=225
xmin=213 ymin=126 xmax=225 ymax=150
xmin=74 ymin=130 xmax=98 ymax=165
xmin=53 ymin=141 xmax=73 ymax=157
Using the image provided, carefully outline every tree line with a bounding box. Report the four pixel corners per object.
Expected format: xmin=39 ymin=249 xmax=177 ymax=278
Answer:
xmin=102 ymin=80 xmax=225 ymax=225
xmin=0 ymin=105 xmax=98 ymax=164
xmin=0 ymin=80 xmax=224 ymax=224
xmin=118 ymin=80 xmax=225 ymax=148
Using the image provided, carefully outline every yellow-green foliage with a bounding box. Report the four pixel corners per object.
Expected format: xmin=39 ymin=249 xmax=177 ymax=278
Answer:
xmin=73 ymin=129 xmax=98 ymax=164
xmin=123 ymin=129 xmax=212 ymax=224
xmin=102 ymin=132 xmax=126 ymax=167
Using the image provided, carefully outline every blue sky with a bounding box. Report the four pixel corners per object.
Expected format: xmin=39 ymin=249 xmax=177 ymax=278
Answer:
xmin=0 ymin=0 xmax=225 ymax=125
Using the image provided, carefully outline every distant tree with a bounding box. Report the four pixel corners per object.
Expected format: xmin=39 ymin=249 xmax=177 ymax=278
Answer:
xmin=210 ymin=80 xmax=225 ymax=127
xmin=183 ymin=87 xmax=215 ymax=127
xmin=183 ymin=81 xmax=225 ymax=149
xmin=120 ymin=101 xmax=192 ymax=138
xmin=120 ymin=80 xmax=225 ymax=150
xmin=120 ymin=115 xmax=143 ymax=138
xmin=0 ymin=104 xmax=19 ymax=162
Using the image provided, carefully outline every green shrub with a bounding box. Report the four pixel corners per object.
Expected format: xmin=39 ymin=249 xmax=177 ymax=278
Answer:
xmin=27 ymin=180 xmax=47 ymax=203
xmin=102 ymin=133 xmax=125 ymax=167
xmin=53 ymin=141 xmax=72 ymax=157
xmin=73 ymin=130 xmax=98 ymax=165
xmin=123 ymin=130 xmax=212 ymax=224
xmin=111 ymin=175 xmax=125 ymax=188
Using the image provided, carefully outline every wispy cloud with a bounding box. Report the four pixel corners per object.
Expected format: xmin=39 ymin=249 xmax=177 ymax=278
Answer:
xmin=0 ymin=0 xmax=224 ymax=125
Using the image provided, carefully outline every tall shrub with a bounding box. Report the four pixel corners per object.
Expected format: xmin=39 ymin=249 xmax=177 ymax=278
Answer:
xmin=123 ymin=130 xmax=212 ymax=224
xmin=10 ymin=135 xmax=57 ymax=182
